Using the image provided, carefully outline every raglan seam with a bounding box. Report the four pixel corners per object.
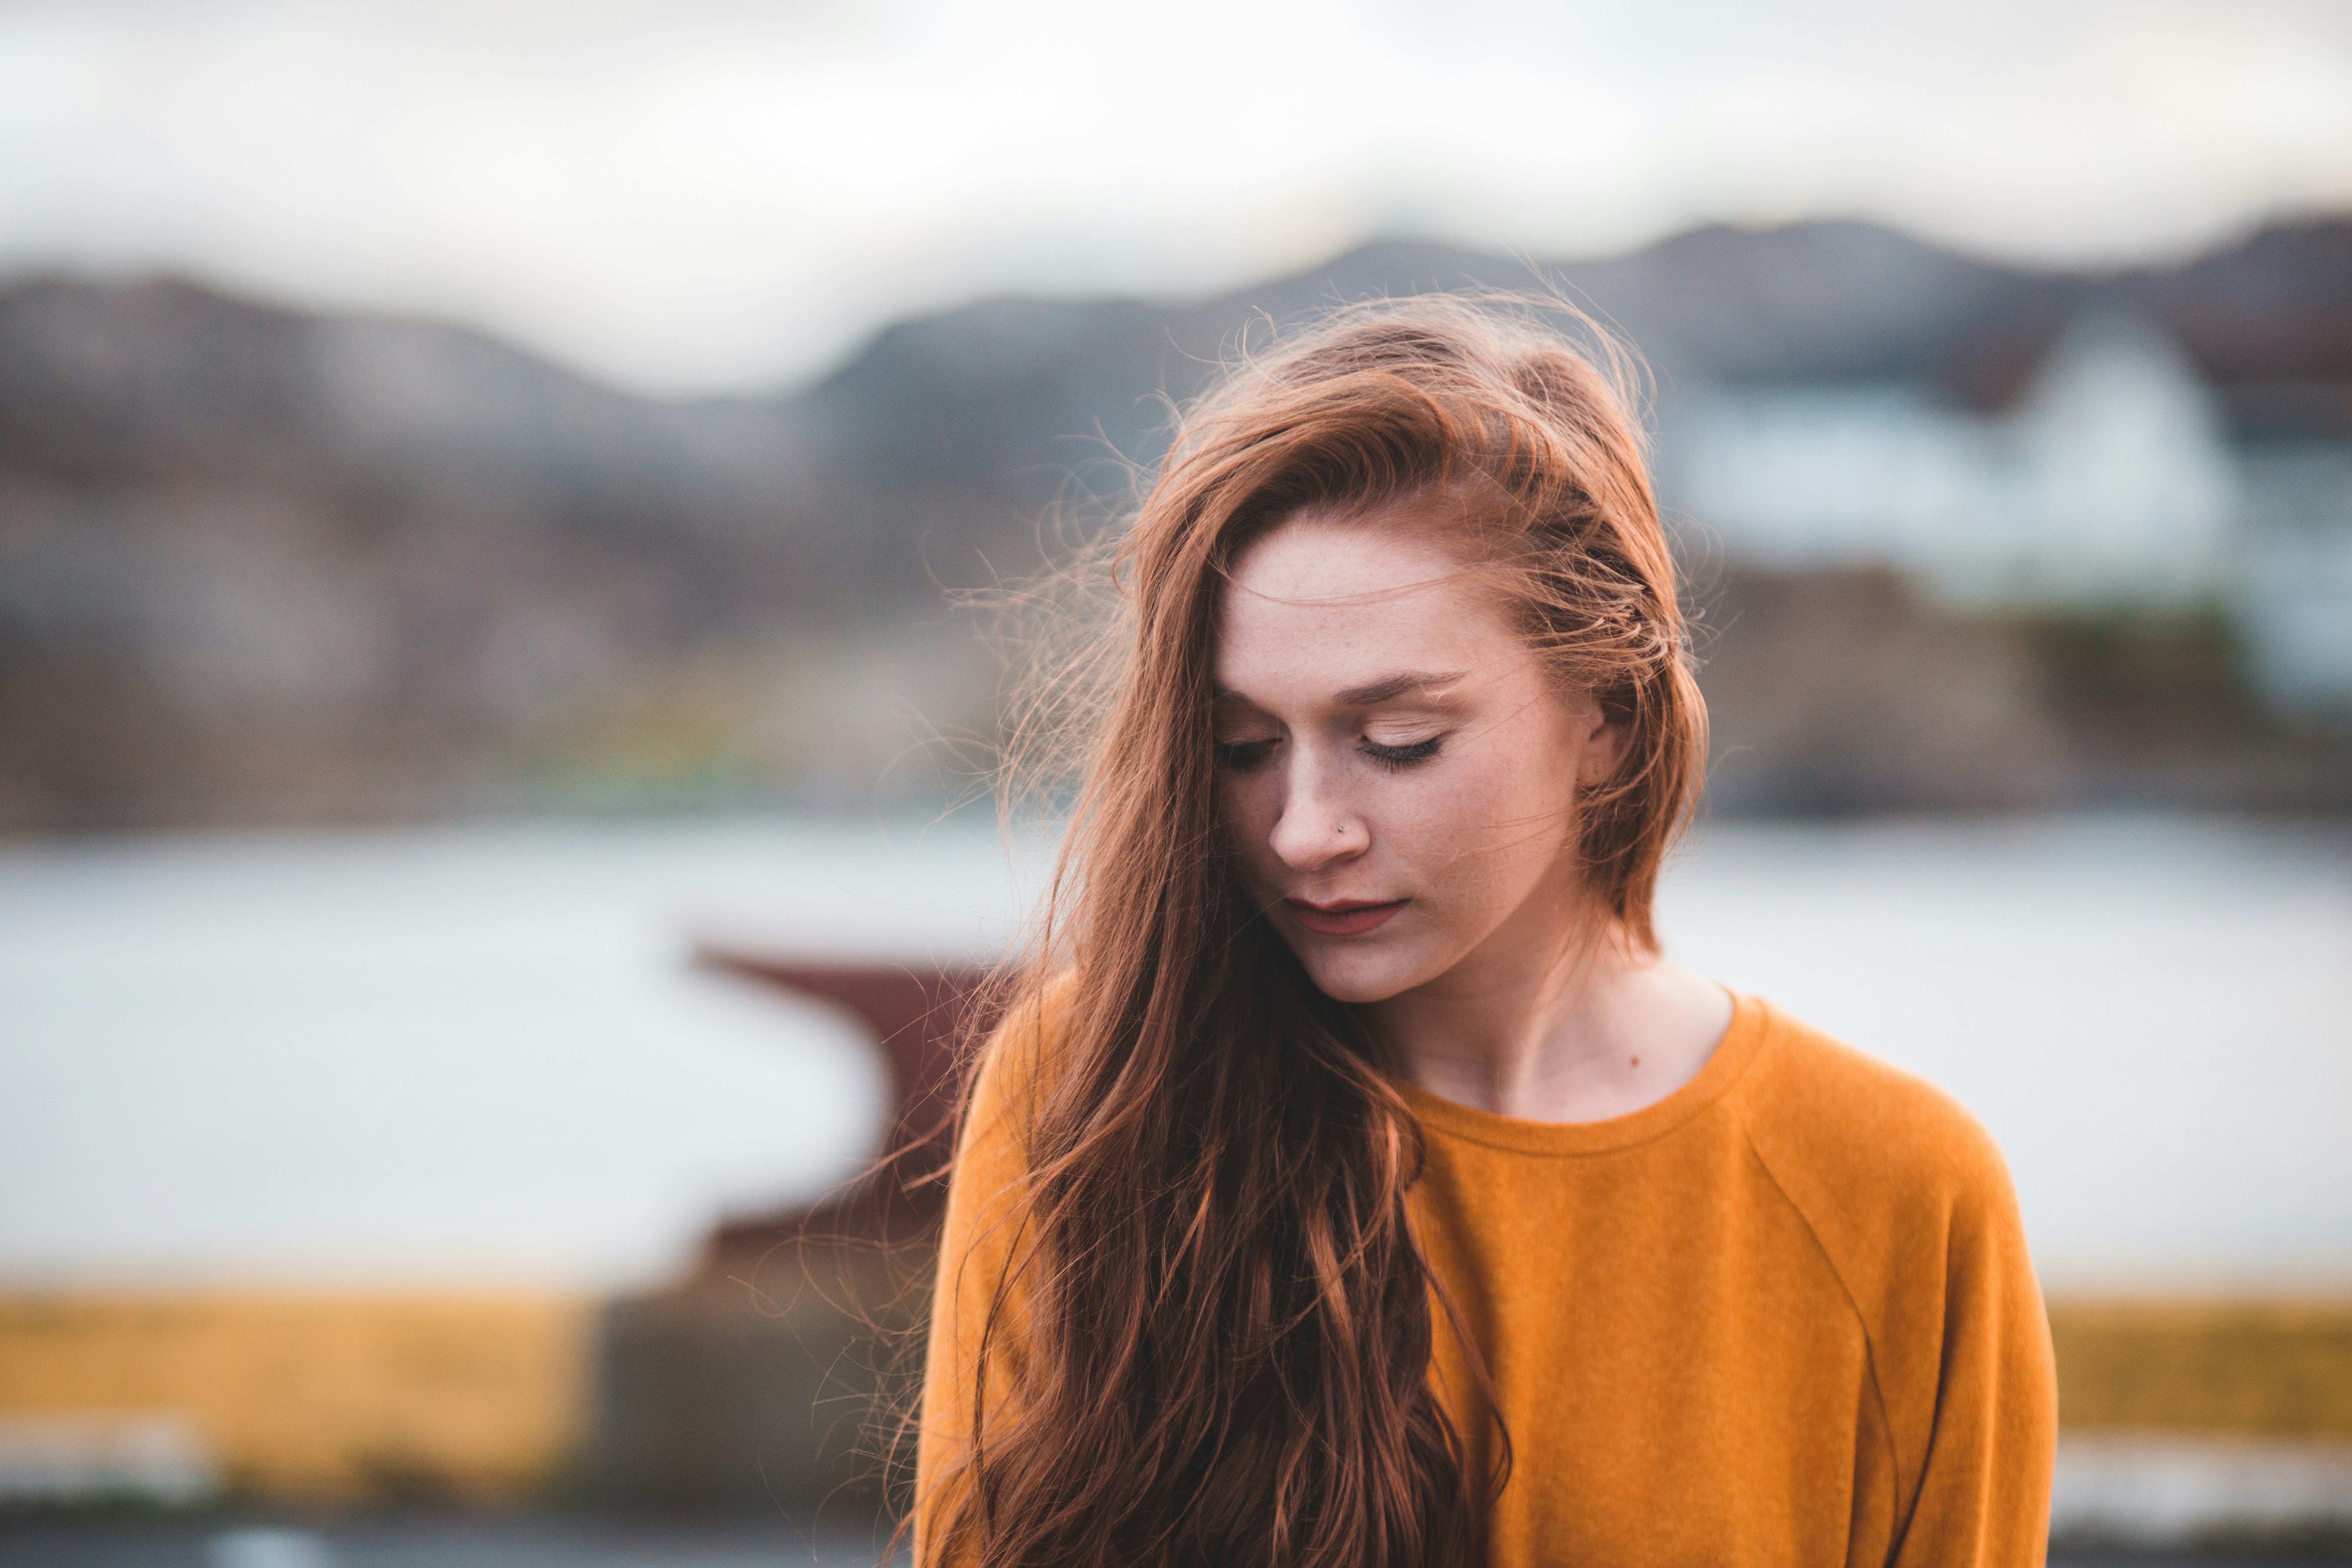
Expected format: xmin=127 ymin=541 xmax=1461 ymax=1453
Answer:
xmin=1730 ymin=1097 xmax=1911 ymax=1555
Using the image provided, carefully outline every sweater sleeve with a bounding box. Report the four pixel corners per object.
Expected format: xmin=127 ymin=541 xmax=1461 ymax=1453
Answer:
xmin=911 ymin=992 xmax=1052 ymax=1567
xmin=1888 ymin=1140 xmax=2059 ymax=1568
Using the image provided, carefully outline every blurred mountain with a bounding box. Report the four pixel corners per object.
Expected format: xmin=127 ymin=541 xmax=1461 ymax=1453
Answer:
xmin=790 ymin=224 xmax=2065 ymax=517
xmin=0 ymin=277 xmax=839 ymax=826
xmin=3 ymin=217 xmax=2348 ymax=829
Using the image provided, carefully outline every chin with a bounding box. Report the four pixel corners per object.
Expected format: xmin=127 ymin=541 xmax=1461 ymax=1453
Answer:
xmin=1289 ymin=941 xmax=1431 ymax=1006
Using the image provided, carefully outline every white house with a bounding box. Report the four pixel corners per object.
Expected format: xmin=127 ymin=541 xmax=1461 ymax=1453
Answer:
xmin=1664 ymin=312 xmax=2239 ymax=610
xmin=2235 ymin=445 xmax=2352 ymax=713
xmin=1662 ymin=311 xmax=2352 ymax=711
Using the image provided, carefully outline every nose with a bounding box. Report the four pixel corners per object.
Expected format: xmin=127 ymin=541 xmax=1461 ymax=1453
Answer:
xmin=1267 ymin=750 xmax=1369 ymax=872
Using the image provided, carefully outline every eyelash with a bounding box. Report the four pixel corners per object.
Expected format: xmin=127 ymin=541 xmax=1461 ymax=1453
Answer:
xmin=1362 ymin=736 xmax=1443 ymax=771
xmin=1211 ymin=736 xmax=1445 ymax=773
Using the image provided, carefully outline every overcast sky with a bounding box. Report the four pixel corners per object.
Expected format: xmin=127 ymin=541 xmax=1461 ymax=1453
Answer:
xmin=4 ymin=0 xmax=2349 ymax=394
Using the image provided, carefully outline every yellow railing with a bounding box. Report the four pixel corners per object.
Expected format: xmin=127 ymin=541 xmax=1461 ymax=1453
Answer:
xmin=2048 ymin=1297 xmax=2352 ymax=1439
xmin=3 ymin=1290 xmax=2346 ymax=1503
xmin=0 ymin=1293 xmax=591 ymax=1501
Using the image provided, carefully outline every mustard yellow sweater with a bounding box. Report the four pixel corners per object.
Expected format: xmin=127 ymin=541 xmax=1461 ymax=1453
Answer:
xmin=917 ymin=991 xmax=2057 ymax=1566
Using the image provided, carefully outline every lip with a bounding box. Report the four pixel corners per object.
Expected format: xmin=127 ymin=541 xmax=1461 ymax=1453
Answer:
xmin=1284 ymin=897 xmax=1407 ymax=937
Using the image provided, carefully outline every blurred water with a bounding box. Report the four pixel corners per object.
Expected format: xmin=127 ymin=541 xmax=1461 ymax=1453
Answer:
xmin=0 ymin=812 xmax=2345 ymax=1293
xmin=1659 ymin=816 xmax=2352 ymax=1291
xmin=207 ymin=1530 xmax=337 ymax=1568
xmin=0 ymin=815 xmax=1034 ymax=1291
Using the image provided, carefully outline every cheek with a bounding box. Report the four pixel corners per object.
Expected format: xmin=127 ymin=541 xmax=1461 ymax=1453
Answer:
xmin=1398 ymin=746 xmax=1573 ymax=895
xmin=1215 ymin=775 xmax=1281 ymax=871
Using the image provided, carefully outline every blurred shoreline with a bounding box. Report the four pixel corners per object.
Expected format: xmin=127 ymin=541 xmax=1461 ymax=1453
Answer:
xmin=6 ymin=216 xmax=2348 ymax=835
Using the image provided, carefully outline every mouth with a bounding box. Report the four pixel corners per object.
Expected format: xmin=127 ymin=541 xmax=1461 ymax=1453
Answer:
xmin=1283 ymin=897 xmax=1408 ymax=937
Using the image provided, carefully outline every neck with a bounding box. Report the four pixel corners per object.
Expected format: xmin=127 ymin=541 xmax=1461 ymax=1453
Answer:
xmin=1367 ymin=898 xmax=1732 ymax=1125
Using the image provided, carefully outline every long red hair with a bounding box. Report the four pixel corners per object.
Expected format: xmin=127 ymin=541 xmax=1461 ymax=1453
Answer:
xmin=923 ymin=296 xmax=1705 ymax=1566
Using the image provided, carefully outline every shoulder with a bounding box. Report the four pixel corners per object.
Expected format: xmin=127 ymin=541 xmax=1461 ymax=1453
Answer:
xmin=966 ymin=970 xmax=1076 ymax=1100
xmin=955 ymin=971 xmax=1080 ymax=1178
xmin=1722 ymin=997 xmax=2055 ymax=1497
xmin=1725 ymin=995 xmax=2030 ymax=1326
xmin=1730 ymin=994 xmax=2016 ymax=1215
xmin=932 ymin=975 xmax=1079 ymax=1327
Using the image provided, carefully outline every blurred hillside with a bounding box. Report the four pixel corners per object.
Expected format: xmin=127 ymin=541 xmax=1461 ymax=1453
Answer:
xmin=3 ymin=219 xmax=2350 ymax=831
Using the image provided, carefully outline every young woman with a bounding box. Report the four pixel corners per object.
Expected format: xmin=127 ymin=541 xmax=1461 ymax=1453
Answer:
xmin=913 ymin=298 xmax=2056 ymax=1567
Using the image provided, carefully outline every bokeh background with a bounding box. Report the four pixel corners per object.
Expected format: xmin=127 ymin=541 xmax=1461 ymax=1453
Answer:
xmin=3 ymin=1 xmax=2350 ymax=1562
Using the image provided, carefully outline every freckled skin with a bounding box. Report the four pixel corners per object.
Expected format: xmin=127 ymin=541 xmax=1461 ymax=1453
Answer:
xmin=1214 ymin=507 xmax=1732 ymax=1124
xmin=1213 ymin=514 xmax=1612 ymax=1008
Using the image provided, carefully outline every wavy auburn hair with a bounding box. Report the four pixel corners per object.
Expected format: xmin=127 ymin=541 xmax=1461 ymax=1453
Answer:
xmin=923 ymin=297 xmax=1705 ymax=1567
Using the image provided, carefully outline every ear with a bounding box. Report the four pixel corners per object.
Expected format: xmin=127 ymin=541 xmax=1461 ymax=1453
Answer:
xmin=1573 ymin=698 xmax=1625 ymax=789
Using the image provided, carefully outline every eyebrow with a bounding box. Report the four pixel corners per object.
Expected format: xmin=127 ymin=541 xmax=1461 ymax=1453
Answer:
xmin=1214 ymin=670 xmax=1467 ymax=708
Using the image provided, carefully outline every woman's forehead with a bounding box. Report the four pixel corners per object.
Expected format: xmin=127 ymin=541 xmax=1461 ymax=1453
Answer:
xmin=1223 ymin=513 xmax=1479 ymax=608
xmin=1214 ymin=519 xmax=1528 ymax=697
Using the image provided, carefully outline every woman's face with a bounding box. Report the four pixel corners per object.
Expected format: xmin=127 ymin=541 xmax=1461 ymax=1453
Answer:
xmin=1212 ymin=508 xmax=1620 ymax=1005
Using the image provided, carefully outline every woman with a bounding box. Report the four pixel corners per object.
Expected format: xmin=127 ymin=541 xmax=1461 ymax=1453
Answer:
xmin=913 ymin=298 xmax=2056 ymax=1567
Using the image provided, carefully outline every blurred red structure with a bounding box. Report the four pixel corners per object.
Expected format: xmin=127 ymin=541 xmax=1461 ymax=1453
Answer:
xmin=591 ymin=955 xmax=999 ymax=1508
xmin=689 ymin=950 xmax=999 ymax=1266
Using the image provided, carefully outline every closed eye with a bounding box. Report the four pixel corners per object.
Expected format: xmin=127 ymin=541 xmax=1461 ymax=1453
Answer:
xmin=1360 ymin=736 xmax=1443 ymax=771
xmin=1214 ymin=738 xmax=1280 ymax=772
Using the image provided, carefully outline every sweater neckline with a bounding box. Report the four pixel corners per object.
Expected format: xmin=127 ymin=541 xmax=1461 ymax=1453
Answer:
xmin=1396 ymin=990 xmax=1771 ymax=1157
